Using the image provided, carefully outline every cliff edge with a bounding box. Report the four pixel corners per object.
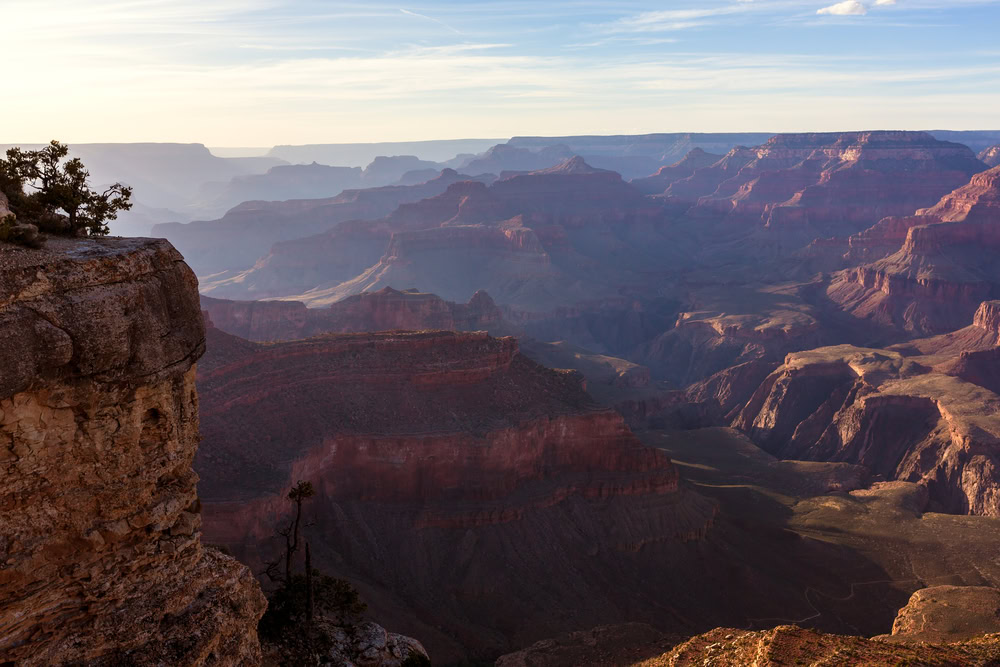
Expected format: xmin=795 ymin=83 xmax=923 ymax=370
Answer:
xmin=0 ymin=237 xmax=266 ymax=665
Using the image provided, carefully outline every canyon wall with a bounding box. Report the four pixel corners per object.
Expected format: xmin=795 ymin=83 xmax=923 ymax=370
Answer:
xmin=201 ymin=287 xmax=507 ymax=342
xmin=733 ymin=344 xmax=1000 ymax=516
xmin=0 ymin=238 xmax=265 ymax=665
xmin=829 ymin=165 xmax=1000 ymax=334
xmin=195 ymin=326 xmax=724 ymax=662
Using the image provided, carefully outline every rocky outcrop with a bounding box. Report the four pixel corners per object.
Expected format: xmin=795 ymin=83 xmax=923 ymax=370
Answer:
xmin=196 ymin=326 xmax=718 ymax=662
xmin=829 ymin=166 xmax=1000 ymax=335
xmin=201 ymin=287 xmax=508 ymax=342
xmin=733 ymin=344 xmax=1000 ymax=516
xmin=638 ymin=286 xmax=822 ymax=385
xmin=886 ymin=586 xmax=1000 ymax=643
xmin=665 ymin=132 xmax=985 ymax=245
xmin=494 ymin=623 xmax=677 ymax=667
xmin=263 ymin=619 xmax=429 ymax=667
xmin=637 ymin=624 xmax=1000 ymax=666
xmin=630 ymin=148 xmax=724 ymax=195
xmin=980 ymin=145 xmax=1000 ymax=167
xmin=0 ymin=237 xmax=265 ymax=665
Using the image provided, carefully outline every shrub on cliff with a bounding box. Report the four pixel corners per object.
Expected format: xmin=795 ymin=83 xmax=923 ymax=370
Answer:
xmin=259 ymin=570 xmax=367 ymax=640
xmin=259 ymin=479 xmax=372 ymax=662
xmin=0 ymin=140 xmax=132 ymax=245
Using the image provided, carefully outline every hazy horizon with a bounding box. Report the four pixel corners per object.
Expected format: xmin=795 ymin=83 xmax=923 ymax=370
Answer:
xmin=6 ymin=0 xmax=1000 ymax=145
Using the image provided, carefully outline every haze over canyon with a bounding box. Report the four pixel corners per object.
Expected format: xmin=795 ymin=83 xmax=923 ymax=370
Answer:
xmin=6 ymin=1 xmax=1000 ymax=665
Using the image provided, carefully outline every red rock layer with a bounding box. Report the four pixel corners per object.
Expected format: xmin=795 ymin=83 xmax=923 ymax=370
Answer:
xmin=200 ymin=287 xmax=506 ymax=342
xmin=732 ymin=346 xmax=1000 ymax=516
xmin=980 ymin=145 xmax=1000 ymax=168
xmin=829 ymin=166 xmax=1000 ymax=334
xmin=630 ymin=148 xmax=723 ymax=195
xmin=664 ymin=132 xmax=984 ymax=243
xmin=195 ymin=327 xmax=723 ymax=661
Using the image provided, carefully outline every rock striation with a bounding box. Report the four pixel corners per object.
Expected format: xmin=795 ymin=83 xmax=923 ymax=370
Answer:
xmin=636 ymin=624 xmax=1000 ymax=666
xmin=829 ymin=165 xmax=1000 ymax=334
xmin=980 ymin=145 xmax=1000 ymax=168
xmin=157 ymin=168 xmax=485 ymax=275
xmin=0 ymin=237 xmax=265 ymax=665
xmin=195 ymin=325 xmax=718 ymax=662
xmin=732 ymin=343 xmax=1000 ymax=516
xmin=201 ymin=157 xmax=672 ymax=311
xmin=630 ymin=148 xmax=723 ymax=195
xmin=660 ymin=132 xmax=985 ymax=247
xmin=885 ymin=586 xmax=1000 ymax=644
xmin=201 ymin=287 xmax=508 ymax=342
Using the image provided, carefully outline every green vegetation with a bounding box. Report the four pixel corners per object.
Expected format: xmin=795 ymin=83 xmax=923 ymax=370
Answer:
xmin=259 ymin=480 xmax=375 ymax=662
xmin=0 ymin=140 xmax=132 ymax=246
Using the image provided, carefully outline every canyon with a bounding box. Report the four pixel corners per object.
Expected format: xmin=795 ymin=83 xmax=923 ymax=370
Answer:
xmin=829 ymin=165 xmax=1000 ymax=335
xmin=7 ymin=126 xmax=1000 ymax=665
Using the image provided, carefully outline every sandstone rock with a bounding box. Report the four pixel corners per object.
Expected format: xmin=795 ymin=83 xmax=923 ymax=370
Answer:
xmin=201 ymin=288 xmax=510 ymax=342
xmin=666 ymin=131 xmax=984 ymax=246
xmin=636 ymin=624 xmax=1000 ymax=666
xmin=829 ymin=166 xmax=1000 ymax=334
xmin=980 ymin=144 xmax=1000 ymax=167
xmin=885 ymin=586 xmax=1000 ymax=643
xmin=494 ymin=623 xmax=678 ymax=667
xmin=0 ymin=237 xmax=265 ymax=665
xmin=630 ymin=148 xmax=723 ymax=195
xmin=732 ymin=344 xmax=1000 ymax=516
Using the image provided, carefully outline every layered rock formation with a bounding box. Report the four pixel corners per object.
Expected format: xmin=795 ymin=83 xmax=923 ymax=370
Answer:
xmin=980 ymin=145 xmax=1000 ymax=167
xmin=158 ymin=168 xmax=484 ymax=275
xmin=886 ymin=586 xmax=1000 ymax=643
xmin=634 ymin=585 xmax=1000 ymax=665
xmin=638 ymin=284 xmax=822 ymax=385
xmin=733 ymin=343 xmax=1000 ymax=516
xmin=201 ymin=287 xmax=508 ymax=342
xmin=660 ymin=132 xmax=985 ymax=247
xmin=630 ymin=148 xmax=723 ymax=195
xmin=0 ymin=237 xmax=265 ymax=665
xmin=195 ymin=326 xmax=722 ymax=661
xmin=638 ymin=624 xmax=1000 ymax=666
xmin=201 ymin=157 xmax=673 ymax=311
xmin=829 ymin=165 xmax=1000 ymax=334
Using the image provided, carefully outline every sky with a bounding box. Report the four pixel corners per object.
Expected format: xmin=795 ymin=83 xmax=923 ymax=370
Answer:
xmin=3 ymin=0 xmax=1000 ymax=145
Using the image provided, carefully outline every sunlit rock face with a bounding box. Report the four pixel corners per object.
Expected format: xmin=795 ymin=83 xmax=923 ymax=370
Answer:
xmin=733 ymin=342 xmax=1000 ymax=516
xmin=829 ymin=166 xmax=1000 ymax=335
xmin=0 ymin=237 xmax=265 ymax=666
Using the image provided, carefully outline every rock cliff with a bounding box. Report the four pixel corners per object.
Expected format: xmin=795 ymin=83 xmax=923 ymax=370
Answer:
xmin=0 ymin=237 xmax=265 ymax=665
xmin=829 ymin=165 xmax=1000 ymax=334
xmin=733 ymin=343 xmax=1000 ymax=516
xmin=195 ymin=326 xmax=720 ymax=662
xmin=201 ymin=287 xmax=508 ymax=342
xmin=980 ymin=145 xmax=1000 ymax=167
xmin=664 ymin=132 xmax=985 ymax=246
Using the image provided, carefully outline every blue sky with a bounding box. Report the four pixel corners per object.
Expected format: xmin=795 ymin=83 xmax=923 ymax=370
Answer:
xmin=4 ymin=0 xmax=1000 ymax=145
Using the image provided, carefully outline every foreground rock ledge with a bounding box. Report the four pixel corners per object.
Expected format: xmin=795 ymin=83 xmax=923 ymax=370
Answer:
xmin=0 ymin=237 xmax=266 ymax=665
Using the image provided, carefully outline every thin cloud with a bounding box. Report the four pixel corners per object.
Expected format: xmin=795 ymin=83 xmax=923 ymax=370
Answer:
xmin=399 ymin=8 xmax=462 ymax=34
